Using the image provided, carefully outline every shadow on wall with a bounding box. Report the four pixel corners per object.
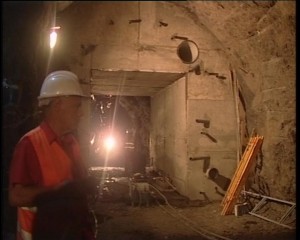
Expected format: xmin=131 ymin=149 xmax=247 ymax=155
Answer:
xmin=189 ymin=157 xmax=231 ymax=194
xmin=213 ymin=174 xmax=231 ymax=193
xmin=206 ymin=167 xmax=231 ymax=194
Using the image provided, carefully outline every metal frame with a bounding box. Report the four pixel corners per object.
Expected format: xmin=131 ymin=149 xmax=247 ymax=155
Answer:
xmin=242 ymin=190 xmax=296 ymax=229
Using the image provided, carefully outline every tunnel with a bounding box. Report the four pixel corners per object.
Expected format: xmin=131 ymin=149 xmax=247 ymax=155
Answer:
xmin=2 ymin=1 xmax=295 ymax=239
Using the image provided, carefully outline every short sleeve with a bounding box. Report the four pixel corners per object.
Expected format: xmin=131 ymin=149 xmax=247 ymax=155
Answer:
xmin=9 ymin=136 xmax=43 ymax=187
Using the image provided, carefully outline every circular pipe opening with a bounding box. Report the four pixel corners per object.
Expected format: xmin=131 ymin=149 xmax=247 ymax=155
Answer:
xmin=177 ymin=40 xmax=199 ymax=64
xmin=206 ymin=168 xmax=219 ymax=180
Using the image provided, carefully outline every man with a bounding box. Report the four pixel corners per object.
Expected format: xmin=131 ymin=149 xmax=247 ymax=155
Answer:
xmin=8 ymin=70 xmax=97 ymax=240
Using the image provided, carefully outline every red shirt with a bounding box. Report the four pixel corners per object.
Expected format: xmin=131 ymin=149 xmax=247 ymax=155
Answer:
xmin=9 ymin=121 xmax=86 ymax=187
xmin=10 ymin=121 xmax=95 ymax=240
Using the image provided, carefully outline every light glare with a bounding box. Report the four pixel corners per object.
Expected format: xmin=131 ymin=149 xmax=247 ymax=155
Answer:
xmin=50 ymin=31 xmax=57 ymax=49
xmin=104 ymin=136 xmax=116 ymax=151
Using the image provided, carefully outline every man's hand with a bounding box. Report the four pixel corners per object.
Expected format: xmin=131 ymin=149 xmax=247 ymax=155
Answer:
xmin=9 ymin=184 xmax=55 ymax=207
xmin=34 ymin=176 xmax=99 ymax=206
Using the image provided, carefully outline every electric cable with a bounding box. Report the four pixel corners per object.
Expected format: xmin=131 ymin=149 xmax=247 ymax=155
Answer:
xmin=149 ymin=184 xmax=233 ymax=240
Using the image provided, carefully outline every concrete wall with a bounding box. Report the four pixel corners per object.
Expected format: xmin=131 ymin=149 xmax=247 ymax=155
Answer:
xmin=186 ymin=71 xmax=237 ymax=200
xmin=151 ymin=56 xmax=238 ymax=200
xmin=150 ymin=77 xmax=188 ymax=195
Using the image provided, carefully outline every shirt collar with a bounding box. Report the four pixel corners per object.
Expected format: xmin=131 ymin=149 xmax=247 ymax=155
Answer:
xmin=40 ymin=121 xmax=59 ymax=144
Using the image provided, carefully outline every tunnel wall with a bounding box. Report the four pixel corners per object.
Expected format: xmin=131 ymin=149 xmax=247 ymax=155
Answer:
xmin=150 ymin=77 xmax=188 ymax=195
xmin=151 ymin=60 xmax=239 ymax=200
xmin=57 ymin=1 xmax=241 ymax=200
xmin=186 ymin=71 xmax=238 ymax=200
xmin=48 ymin=1 xmax=295 ymax=201
xmin=183 ymin=1 xmax=296 ymax=201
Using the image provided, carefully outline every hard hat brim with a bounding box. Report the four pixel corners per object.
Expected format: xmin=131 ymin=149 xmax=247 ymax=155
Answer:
xmin=37 ymin=94 xmax=91 ymax=100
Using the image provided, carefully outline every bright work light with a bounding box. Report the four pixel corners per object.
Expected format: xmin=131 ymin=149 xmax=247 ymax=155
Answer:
xmin=104 ymin=136 xmax=116 ymax=152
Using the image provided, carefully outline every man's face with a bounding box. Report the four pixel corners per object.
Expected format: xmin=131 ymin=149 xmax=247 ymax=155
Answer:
xmin=57 ymin=96 xmax=84 ymax=133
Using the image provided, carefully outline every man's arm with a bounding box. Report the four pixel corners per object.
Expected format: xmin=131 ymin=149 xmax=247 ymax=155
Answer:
xmin=9 ymin=184 xmax=55 ymax=207
xmin=8 ymin=136 xmax=47 ymax=207
xmin=10 ymin=177 xmax=99 ymax=207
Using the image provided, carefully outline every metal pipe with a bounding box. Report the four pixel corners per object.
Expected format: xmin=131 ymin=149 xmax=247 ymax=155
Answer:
xmin=171 ymin=34 xmax=188 ymax=40
xmin=248 ymin=212 xmax=295 ymax=230
xmin=201 ymin=132 xmax=217 ymax=143
xmin=195 ymin=119 xmax=210 ymax=128
xmin=189 ymin=156 xmax=210 ymax=161
xmin=242 ymin=191 xmax=296 ymax=205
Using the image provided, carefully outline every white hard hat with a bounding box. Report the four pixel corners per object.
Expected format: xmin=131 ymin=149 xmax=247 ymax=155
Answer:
xmin=38 ymin=70 xmax=89 ymax=100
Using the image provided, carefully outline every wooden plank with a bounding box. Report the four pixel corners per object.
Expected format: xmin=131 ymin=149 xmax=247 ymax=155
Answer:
xmin=221 ymin=136 xmax=257 ymax=206
xmin=221 ymin=134 xmax=264 ymax=215
xmin=222 ymin=137 xmax=260 ymax=212
xmin=222 ymin=136 xmax=263 ymax=215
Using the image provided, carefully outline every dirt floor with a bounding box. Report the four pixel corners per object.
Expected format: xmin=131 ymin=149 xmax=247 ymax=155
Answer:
xmin=91 ymin=180 xmax=296 ymax=240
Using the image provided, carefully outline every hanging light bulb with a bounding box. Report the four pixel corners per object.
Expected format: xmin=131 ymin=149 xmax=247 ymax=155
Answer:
xmin=49 ymin=26 xmax=60 ymax=49
xmin=50 ymin=31 xmax=57 ymax=48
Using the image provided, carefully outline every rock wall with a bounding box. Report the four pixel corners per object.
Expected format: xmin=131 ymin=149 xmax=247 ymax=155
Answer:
xmin=173 ymin=1 xmax=296 ymax=202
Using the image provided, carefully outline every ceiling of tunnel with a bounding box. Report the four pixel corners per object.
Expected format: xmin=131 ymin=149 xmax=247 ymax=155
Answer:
xmin=90 ymin=70 xmax=185 ymax=96
xmin=54 ymin=1 xmax=295 ymax=97
xmin=54 ymin=1 xmax=197 ymax=97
